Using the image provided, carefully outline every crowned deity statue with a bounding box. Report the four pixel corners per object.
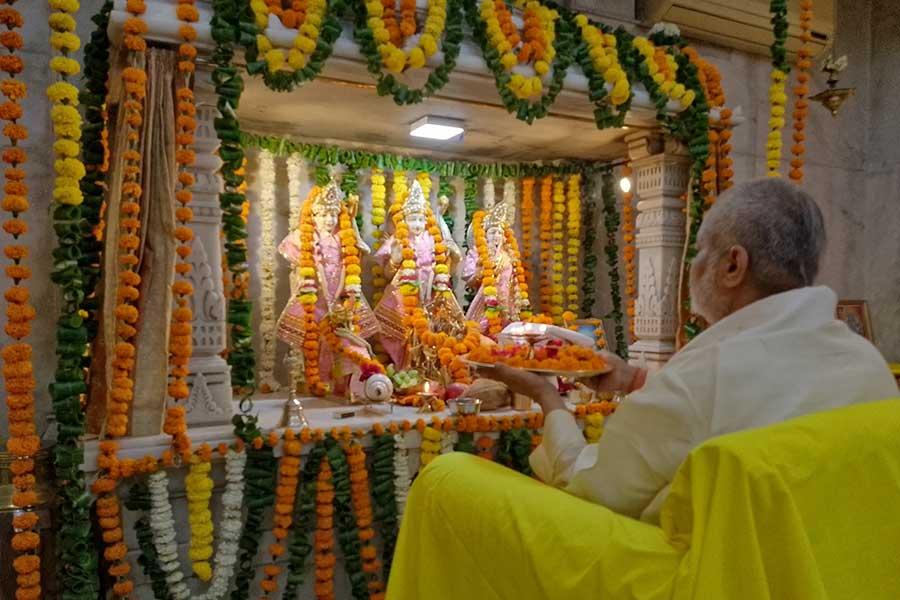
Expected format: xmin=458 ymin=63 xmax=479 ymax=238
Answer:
xmin=373 ymin=180 xmax=466 ymax=368
xmin=463 ymin=199 xmax=532 ymax=337
xmin=277 ymin=182 xmax=381 ymax=396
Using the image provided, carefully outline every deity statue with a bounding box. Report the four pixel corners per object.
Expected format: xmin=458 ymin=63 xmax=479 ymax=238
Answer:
xmin=463 ymin=199 xmax=532 ymax=337
xmin=277 ymin=182 xmax=381 ymax=395
xmin=373 ymin=180 xmax=466 ymax=368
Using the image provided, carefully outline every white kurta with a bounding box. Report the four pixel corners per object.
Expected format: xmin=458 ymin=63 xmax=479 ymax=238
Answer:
xmin=530 ymin=286 xmax=898 ymax=523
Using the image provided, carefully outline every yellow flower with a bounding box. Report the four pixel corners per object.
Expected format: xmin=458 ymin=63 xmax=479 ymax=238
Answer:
xmin=53 ymin=185 xmax=83 ymax=206
xmin=434 ymin=264 xmax=449 ymax=274
xmin=53 ymin=139 xmax=80 ymax=158
xmin=47 ymin=81 xmax=79 ymax=103
xmin=420 ymin=33 xmax=437 ymax=57
xmin=407 ymin=47 xmax=426 ymax=69
xmin=288 ymin=49 xmax=308 ymax=70
xmin=265 ymin=49 xmax=285 ymax=72
xmin=299 ymin=23 xmax=319 ymax=39
xmin=49 ymin=0 xmax=80 ymax=14
xmin=49 ymin=56 xmax=81 ymax=76
xmin=680 ymin=89 xmax=696 ymax=108
xmin=49 ymin=13 xmax=76 ymax=32
xmin=345 ymin=275 xmax=361 ymax=286
xmin=300 ymin=293 xmax=317 ymax=304
xmin=193 ymin=562 xmax=212 ymax=582
xmin=256 ymin=34 xmax=272 ymax=53
xmin=500 ymin=52 xmax=517 ymax=70
xmin=295 ymin=35 xmax=316 ymax=54
xmin=366 ymin=0 xmax=383 ymax=15
xmin=535 ymin=60 xmax=550 ymax=76
xmin=55 ymin=158 xmax=86 ymax=179
xmin=50 ymin=32 xmax=81 ymax=52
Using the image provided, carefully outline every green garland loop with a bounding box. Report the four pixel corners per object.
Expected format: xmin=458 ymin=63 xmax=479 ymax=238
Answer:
xmin=284 ymin=442 xmax=327 ymax=597
xmin=453 ymin=431 xmax=476 ymax=454
xmin=124 ymin=482 xmax=171 ymax=600
xmin=496 ymin=428 xmax=533 ymax=475
xmin=371 ymin=433 xmax=400 ymax=580
xmin=229 ymin=443 xmax=277 ymax=600
xmin=464 ymin=0 xmax=576 ymax=124
xmin=242 ymin=131 xmax=596 ymax=178
xmin=353 ymin=0 xmax=465 ymax=105
xmin=213 ymin=0 xmax=256 ymax=391
xmin=327 ymin=439 xmax=372 ymax=600
xmin=241 ymin=0 xmax=348 ymax=91
xmin=600 ymin=169 xmax=627 ymax=358
xmin=580 ymin=171 xmax=598 ymax=316
xmin=47 ymin=4 xmax=114 ymax=598
xmin=769 ymin=0 xmax=791 ymax=73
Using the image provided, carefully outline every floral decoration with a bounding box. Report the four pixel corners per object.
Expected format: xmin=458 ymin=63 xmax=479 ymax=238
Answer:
xmin=256 ymin=149 xmax=279 ymax=392
xmin=789 ymin=0 xmax=813 ymax=182
xmin=550 ymin=177 xmax=565 ymax=322
xmin=564 ymin=173 xmax=581 ymax=315
xmin=538 ymin=174 xmax=553 ymax=313
xmin=766 ymin=0 xmax=790 ymax=176
xmin=600 ymin=169 xmax=626 ymax=357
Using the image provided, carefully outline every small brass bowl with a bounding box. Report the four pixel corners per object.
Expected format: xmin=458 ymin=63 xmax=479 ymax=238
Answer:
xmin=450 ymin=397 xmax=482 ymax=416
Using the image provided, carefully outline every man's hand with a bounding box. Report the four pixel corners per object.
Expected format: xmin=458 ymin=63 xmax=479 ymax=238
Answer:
xmin=475 ymin=363 xmax=566 ymax=414
xmin=584 ymin=351 xmax=640 ymax=394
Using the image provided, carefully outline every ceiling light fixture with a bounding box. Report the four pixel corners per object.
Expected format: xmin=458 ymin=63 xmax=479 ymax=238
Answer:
xmin=409 ymin=116 xmax=465 ymax=141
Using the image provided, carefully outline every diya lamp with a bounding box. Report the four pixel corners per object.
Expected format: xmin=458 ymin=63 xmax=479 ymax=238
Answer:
xmin=416 ymin=380 xmax=443 ymax=413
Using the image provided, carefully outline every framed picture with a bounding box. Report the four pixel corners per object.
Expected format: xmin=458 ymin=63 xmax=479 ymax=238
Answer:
xmin=836 ymin=300 xmax=874 ymax=342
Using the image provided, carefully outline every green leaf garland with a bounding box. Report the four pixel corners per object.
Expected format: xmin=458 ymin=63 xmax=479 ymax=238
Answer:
xmin=46 ymin=4 xmax=114 ymax=598
xmin=353 ymin=0 xmax=465 ymax=105
xmin=326 ymin=440 xmax=370 ymax=600
xmin=284 ymin=441 xmax=326 ymax=597
xmin=229 ymin=443 xmax=277 ymax=600
xmin=464 ymin=0 xmax=576 ymax=124
xmin=438 ymin=176 xmax=455 ymax=234
xmin=371 ymin=432 xmax=399 ymax=580
xmin=579 ymin=171 xmax=598 ymax=315
xmin=574 ymin=21 xmax=633 ymax=129
xmin=600 ymin=169 xmax=627 ymax=358
xmin=453 ymin=431 xmax=476 ymax=453
xmin=124 ymin=482 xmax=171 ymax=600
xmin=213 ymin=0 xmax=256 ymax=390
xmin=496 ymin=428 xmax=533 ymax=475
xmin=769 ymin=0 xmax=791 ymax=73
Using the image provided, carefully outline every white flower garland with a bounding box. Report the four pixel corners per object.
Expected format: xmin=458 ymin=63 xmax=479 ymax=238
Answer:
xmin=147 ymin=449 xmax=247 ymax=600
xmin=439 ymin=430 xmax=456 ymax=454
xmin=257 ymin=150 xmax=279 ymax=392
xmin=503 ymin=178 xmax=517 ymax=227
xmin=393 ymin=432 xmax=412 ymax=520
xmin=482 ymin=177 xmax=495 ymax=209
xmin=285 ymin=153 xmax=308 ymax=390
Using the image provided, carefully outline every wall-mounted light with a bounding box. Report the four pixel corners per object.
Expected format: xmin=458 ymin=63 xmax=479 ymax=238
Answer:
xmin=409 ymin=116 xmax=465 ymax=141
xmin=619 ymin=176 xmax=632 ymax=193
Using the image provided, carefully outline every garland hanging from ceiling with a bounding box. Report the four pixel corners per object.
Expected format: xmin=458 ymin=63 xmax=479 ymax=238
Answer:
xmin=600 ymin=169 xmax=627 ymax=357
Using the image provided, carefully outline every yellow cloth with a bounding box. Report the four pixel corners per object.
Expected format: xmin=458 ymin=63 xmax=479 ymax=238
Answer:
xmin=387 ymin=399 xmax=900 ymax=600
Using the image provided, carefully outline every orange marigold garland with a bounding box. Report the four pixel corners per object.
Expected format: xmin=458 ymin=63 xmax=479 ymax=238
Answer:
xmin=259 ymin=431 xmax=302 ymax=599
xmin=550 ymin=177 xmax=565 ymax=323
xmin=314 ymin=457 xmax=337 ymax=600
xmin=519 ymin=176 xmax=535 ymax=286
xmin=504 ymin=226 xmax=532 ymax=320
xmin=1 ymin=4 xmax=40 ymax=597
xmin=297 ymin=196 xmax=325 ymax=394
xmin=471 ymin=210 xmax=501 ymax=336
xmin=537 ymin=175 xmax=552 ymax=314
xmin=167 ymin=0 xmax=197 ymax=406
xmin=346 ymin=443 xmax=386 ymax=598
xmin=790 ymin=0 xmax=813 ymax=182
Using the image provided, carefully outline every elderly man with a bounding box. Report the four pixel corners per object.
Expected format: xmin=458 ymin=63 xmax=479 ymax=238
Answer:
xmin=484 ymin=178 xmax=897 ymax=523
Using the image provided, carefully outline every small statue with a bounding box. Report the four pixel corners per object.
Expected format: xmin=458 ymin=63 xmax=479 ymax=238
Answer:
xmin=463 ymin=199 xmax=532 ymax=337
xmin=373 ymin=180 xmax=466 ymax=367
xmin=277 ymin=182 xmax=381 ymax=395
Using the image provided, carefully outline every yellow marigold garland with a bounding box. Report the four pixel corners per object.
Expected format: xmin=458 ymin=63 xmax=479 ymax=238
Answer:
xmin=550 ymin=177 xmax=565 ymax=323
xmin=471 ymin=210 xmax=501 ymax=336
xmin=298 ymin=194 xmax=325 ymax=395
xmin=365 ymin=0 xmax=447 ymax=73
xmin=251 ymin=0 xmax=326 ymax=72
xmin=537 ymin=175 xmax=552 ymax=313
xmin=2 ymin=4 xmax=41 ymax=598
xmin=167 ymin=0 xmax=197 ymax=406
xmin=564 ymin=174 xmax=581 ymax=315
xmin=420 ymin=425 xmax=441 ymax=465
xmin=766 ymin=68 xmax=788 ymax=176
xmin=186 ymin=445 xmax=215 ymax=581
xmin=633 ymin=36 xmax=695 ymax=108
xmin=479 ymin=0 xmax=558 ymax=98
xmin=573 ymin=15 xmax=629 ymax=106
xmin=504 ymin=226 xmax=532 ymax=320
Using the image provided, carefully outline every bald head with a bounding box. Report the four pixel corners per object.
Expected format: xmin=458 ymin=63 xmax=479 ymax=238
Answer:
xmin=700 ymin=178 xmax=826 ymax=294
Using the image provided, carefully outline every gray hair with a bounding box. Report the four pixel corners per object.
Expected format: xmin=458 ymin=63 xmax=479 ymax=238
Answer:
xmin=702 ymin=178 xmax=826 ymax=294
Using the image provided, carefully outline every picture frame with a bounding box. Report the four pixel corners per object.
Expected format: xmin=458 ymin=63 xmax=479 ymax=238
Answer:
xmin=836 ymin=300 xmax=874 ymax=342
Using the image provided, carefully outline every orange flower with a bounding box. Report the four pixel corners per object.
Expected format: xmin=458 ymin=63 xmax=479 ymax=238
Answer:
xmin=0 ymin=54 xmax=23 ymax=74
xmin=0 ymin=80 xmax=25 ymax=101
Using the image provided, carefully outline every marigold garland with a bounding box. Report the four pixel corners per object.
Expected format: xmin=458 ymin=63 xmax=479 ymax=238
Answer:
xmin=1 ymin=4 xmax=40 ymax=598
xmin=505 ymin=226 xmax=532 ymax=320
xmin=314 ymin=456 xmax=337 ymax=600
xmin=259 ymin=432 xmax=302 ymax=599
xmin=537 ymin=174 xmax=552 ymax=313
xmin=519 ymin=176 xmax=535 ymax=284
xmin=789 ymin=0 xmax=813 ymax=182
xmin=549 ymin=177 xmax=565 ymax=323
xmin=766 ymin=0 xmax=790 ymax=176
xmin=620 ymin=165 xmax=636 ymax=339
xmin=345 ymin=442 xmax=386 ymax=598
xmin=632 ymin=35 xmax=695 ymax=109
xmin=471 ymin=210 xmax=501 ymax=335
xmin=573 ymin=14 xmax=630 ymax=127
xmin=167 ymin=0 xmax=197 ymax=406
xmin=564 ymin=173 xmax=581 ymax=315
xmin=366 ymin=0 xmax=447 ymax=73
xmin=297 ymin=196 xmax=325 ymax=394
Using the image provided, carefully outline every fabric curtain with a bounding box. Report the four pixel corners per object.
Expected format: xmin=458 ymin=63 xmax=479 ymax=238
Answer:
xmin=87 ymin=48 xmax=177 ymax=436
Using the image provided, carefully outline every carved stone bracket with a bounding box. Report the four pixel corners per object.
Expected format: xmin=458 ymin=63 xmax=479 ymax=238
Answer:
xmin=626 ymin=132 xmax=691 ymax=371
xmin=182 ymin=66 xmax=234 ymax=426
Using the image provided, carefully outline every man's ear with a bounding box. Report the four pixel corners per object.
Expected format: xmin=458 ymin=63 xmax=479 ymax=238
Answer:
xmin=720 ymin=245 xmax=750 ymax=289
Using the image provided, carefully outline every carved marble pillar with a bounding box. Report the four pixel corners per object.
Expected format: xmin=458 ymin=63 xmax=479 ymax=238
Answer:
xmin=183 ymin=68 xmax=234 ymax=425
xmin=626 ymin=133 xmax=691 ymax=371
